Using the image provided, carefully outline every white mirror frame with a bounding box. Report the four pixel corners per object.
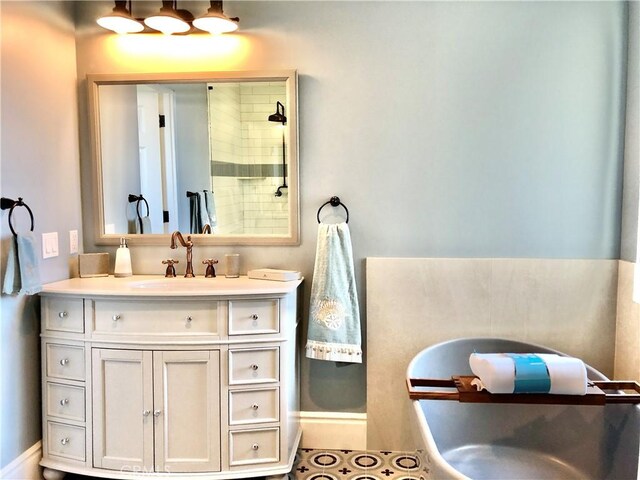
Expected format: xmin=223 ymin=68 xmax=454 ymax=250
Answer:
xmin=88 ymin=70 xmax=299 ymax=246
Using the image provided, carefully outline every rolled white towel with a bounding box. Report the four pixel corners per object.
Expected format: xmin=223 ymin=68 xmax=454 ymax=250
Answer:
xmin=470 ymin=353 xmax=515 ymax=393
xmin=469 ymin=353 xmax=588 ymax=395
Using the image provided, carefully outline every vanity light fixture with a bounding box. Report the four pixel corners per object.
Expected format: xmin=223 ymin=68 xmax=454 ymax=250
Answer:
xmin=97 ymin=0 xmax=240 ymax=35
xmin=96 ymin=0 xmax=144 ymax=34
xmin=193 ymin=1 xmax=239 ymax=35
xmin=144 ymin=0 xmax=191 ymax=35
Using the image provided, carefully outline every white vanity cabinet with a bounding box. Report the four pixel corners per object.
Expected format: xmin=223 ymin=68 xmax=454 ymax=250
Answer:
xmin=39 ymin=276 xmax=302 ymax=480
xmin=92 ymin=349 xmax=221 ymax=473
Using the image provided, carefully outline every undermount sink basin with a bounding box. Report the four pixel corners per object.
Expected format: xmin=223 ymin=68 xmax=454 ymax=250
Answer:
xmin=128 ymin=277 xmax=229 ymax=290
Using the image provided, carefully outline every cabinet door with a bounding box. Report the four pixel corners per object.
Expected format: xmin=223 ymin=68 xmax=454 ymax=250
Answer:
xmin=92 ymin=349 xmax=153 ymax=471
xmin=153 ymin=350 xmax=221 ymax=473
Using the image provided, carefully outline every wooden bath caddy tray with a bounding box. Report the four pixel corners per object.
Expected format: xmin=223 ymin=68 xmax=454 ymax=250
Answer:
xmin=407 ymin=376 xmax=640 ymax=405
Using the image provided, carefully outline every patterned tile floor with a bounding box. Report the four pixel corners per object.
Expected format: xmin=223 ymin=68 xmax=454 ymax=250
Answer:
xmin=290 ymin=449 xmax=421 ymax=480
xmin=65 ymin=448 xmax=422 ymax=480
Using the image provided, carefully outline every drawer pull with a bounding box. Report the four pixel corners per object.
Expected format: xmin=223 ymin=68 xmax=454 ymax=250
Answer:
xmin=60 ymin=437 xmax=70 ymax=446
xmin=186 ymin=316 xmax=193 ymax=323
xmin=153 ymin=410 xmax=162 ymax=417
xmin=143 ymin=410 xmax=151 ymax=417
xmin=112 ymin=314 xmax=121 ymax=321
xmin=251 ymin=314 xmax=259 ymax=320
xmin=250 ymin=364 xmax=259 ymax=371
xmin=58 ymin=311 xmax=68 ymax=318
xmin=59 ymin=358 xmax=70 ymax=366
xmin=251 ymin=404 xmax=259 ymax=410
xmin=60 ymin=398 xmax=69 ymax=406
xmin=252 ymin=443 xmax=259 ymax=450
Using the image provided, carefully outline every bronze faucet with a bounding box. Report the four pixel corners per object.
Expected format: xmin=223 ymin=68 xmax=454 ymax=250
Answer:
xmin=170 ymin=231 xmax=195 ymax=277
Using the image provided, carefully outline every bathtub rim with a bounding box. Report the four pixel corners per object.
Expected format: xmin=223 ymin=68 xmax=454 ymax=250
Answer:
xmin=405 ymin=336 xmax=609 ymax=382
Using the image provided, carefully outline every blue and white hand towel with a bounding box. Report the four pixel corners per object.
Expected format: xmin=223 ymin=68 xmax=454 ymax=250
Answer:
xmin=3 ymin=233 xmax=42 ymax=295
xmin=305 ymin=222 xmax=362 ymax=363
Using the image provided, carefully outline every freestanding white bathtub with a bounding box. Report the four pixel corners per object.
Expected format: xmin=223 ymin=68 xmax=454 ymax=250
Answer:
xmin=407 ymin=338 xmax=640 ymax=480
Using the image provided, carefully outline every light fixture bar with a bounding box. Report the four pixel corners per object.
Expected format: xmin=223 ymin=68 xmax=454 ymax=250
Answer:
xmin=97 ymin=0 xmax=240 ymax=35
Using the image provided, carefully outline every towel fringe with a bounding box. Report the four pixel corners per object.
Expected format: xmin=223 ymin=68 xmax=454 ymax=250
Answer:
xmin=305 ymin=340 xmax=362 ymax=363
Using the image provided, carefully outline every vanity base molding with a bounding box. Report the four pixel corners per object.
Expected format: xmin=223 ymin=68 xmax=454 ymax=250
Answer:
xmin=39 ymin=276 xmax=302 ymax=480
xmin=40 ymin=429 xmax=300 ymax=480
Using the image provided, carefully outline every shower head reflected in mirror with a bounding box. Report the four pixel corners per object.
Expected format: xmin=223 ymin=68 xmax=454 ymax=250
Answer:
xmin=268 ymin=101 xmax=287 ymax=124
xmin=268 ymin=101 xmax=288 ymax=197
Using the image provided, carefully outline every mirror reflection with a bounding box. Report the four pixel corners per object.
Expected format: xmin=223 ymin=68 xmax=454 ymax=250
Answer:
xmin=96 ymin=75 xmax=295 ymax=242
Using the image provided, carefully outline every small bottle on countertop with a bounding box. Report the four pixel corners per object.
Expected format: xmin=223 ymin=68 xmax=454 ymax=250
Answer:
xmin=114 ymin=237 xmax=132 ymax=277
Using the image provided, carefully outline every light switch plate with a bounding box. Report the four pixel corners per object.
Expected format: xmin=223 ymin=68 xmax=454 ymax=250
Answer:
xmin=42 ymin=232 xmax=59 ymax=259
xmin=69 ymin=230 xmax=78 ymax=254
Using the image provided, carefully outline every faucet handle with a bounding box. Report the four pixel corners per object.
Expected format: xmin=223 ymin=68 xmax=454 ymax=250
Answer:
xmin=202 ymin=259 xmax=219 ymax=278
xmin=162 ymin=259 xmax=179 ymax=278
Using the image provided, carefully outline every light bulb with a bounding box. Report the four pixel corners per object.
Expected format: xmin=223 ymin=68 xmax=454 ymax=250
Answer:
xmin=144 ymin=15 xmax=190 ymax=35
xmin=97 ymin=10 xmax=144 ymax=34
xmin=192 ymin=15 xmax=238 ymax=35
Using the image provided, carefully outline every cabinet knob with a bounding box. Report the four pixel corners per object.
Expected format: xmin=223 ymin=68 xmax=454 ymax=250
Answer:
xmin=252 ymin=443 xmax=259 ymax=450
xmin=251 ymin=314 xmax=259 ymax=320
xmin=60 ymin=398 xmax=69 ymax=406
xmin=251 ymin=404 xmax=259 ymax=410
xmin=58 ymin=311 xmax=68 ymax=318
xmin=153 ymin=410 xmax=162 ymax=417
xmin=143 ymin=410 xmax=151 ymax=417
xmin=112 ymin=314 xmax=121 ymax=321
xmin=186 ymin=316 xmax=193 ymax=323
xmin=59 ymin=358 xmax=70 ymax=366
xmin=60 ymin=438 xmax=70 ymax=446
xmin=250 ymin=364 xmax=259 ymax=371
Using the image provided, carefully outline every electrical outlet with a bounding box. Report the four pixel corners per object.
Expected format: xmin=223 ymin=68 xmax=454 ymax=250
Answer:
xmin=42 ymin=232 xmax=59 ymax=259
xmin=69 ymin=230 xmax=78 ymax=254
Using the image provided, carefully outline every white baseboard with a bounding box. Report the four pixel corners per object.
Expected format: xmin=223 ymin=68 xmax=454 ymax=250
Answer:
xmin=299 ymin=411 xmax=367 ymax=450
xmin=1 ymin=440 xmax=42 ymax=480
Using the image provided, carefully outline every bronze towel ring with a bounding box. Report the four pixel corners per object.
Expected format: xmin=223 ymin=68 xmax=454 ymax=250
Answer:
xmin=1 ymin=197 xmax=34 ymax=236
xmin=317 ymin=196 xmax=349 ymax=223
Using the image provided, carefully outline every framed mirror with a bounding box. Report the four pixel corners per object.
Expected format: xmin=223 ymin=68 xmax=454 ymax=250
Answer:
xmin=88 ymin=70 xmax=299 ymax=245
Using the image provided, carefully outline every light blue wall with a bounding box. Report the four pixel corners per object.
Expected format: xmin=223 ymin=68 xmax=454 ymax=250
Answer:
xmin=289 ymin=0 xmax=627 ymax=260
xmin=0 ymin=1 xmax=81 ymax=468
xmin=75 ymin=0 xmax=628 ymax=414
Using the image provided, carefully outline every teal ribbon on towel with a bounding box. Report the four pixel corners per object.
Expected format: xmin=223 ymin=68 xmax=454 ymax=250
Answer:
xmin=507 ymin=354 xmax=551 ymax=393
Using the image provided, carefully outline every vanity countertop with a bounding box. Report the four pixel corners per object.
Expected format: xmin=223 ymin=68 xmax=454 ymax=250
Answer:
xmin=41 ymin=275 xmax=303 ymax=297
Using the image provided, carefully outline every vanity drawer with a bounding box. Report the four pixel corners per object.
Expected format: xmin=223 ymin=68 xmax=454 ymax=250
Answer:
xmin=46 ymin=344 xmax=85 ymax=381
xmin=229 ymin=347 xmax=279 ymax=385
xmin=93 ymin=299 xmax=219 ymax=336
xmin=43 ymin=298 xmax=84 ymax=333
xmin=47 ymin=421 xmax=86 ymax=462
xmin=229 ymin=428 xmax=279 ymax=466
xmin=229 ymin=387 xmax=279 ymax=425
xmin=46 ymin=383 xmax=85 ymax=422
xmin=229 ymin=299 xmax=279 ymax=335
